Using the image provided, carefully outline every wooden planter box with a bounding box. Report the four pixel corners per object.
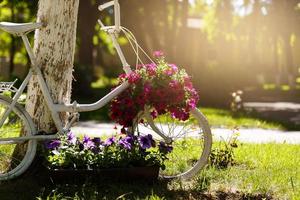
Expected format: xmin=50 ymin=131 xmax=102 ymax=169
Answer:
xmin=48 ymin=166 xmax=160 ymax=183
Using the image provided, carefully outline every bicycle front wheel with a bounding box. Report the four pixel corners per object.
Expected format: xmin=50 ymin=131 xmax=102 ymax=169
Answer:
xmin=0 ymin=95 xmax=37 ymax=181
xmin=134 ymin=108 xmax=212 ymax=180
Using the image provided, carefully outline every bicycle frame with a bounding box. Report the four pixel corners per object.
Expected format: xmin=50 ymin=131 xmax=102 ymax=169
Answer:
xmin=0 ymin=0 xmax=169 ymax=143
xmin=0 ymin=0 xmax=132 ymax=135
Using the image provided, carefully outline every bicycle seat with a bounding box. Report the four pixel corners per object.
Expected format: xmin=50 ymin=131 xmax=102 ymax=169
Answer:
xmin=0 ymin=22 xmax=43 ymax=35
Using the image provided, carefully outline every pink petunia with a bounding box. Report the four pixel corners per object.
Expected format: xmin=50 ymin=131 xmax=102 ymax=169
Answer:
xmin=153 ymin=50 xmax=164 ymax=57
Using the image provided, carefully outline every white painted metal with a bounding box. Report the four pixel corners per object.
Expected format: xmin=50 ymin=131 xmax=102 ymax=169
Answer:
xmin=98 ymin=1 xmax=114 ymax=11
xmin=53 ymin=81 xmax=130 ymax=113
xmin=0 ymin=95 xmax=37 ymax=181
xmin=0 ymin=71 xmax=32 ymax=128
xmin=0 ymin=22 xmax=42 ymax=36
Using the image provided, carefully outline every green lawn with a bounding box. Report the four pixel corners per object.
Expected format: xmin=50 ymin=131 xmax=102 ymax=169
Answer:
xmin=200 ymin=143 xmax=300 ymax=200
xmin=201 ymin=108 xmax=284 ymax=130
xmin=0 ymin=142 xmax=298 ymax=200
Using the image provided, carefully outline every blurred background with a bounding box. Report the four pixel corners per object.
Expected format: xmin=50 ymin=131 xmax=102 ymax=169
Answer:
xmin=0 ymin=0 xmax=300 ymax=122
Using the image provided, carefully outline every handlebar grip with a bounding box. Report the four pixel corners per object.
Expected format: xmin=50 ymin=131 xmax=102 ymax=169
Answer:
xmin=98 ymin=0 xmax=120 ymax=32
xmin=98 ymin=1 xmax=114 ymax=11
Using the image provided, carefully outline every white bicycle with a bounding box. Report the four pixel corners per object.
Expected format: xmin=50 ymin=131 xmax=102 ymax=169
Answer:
xmin=0 ymin=0 xmax=212 ymax=181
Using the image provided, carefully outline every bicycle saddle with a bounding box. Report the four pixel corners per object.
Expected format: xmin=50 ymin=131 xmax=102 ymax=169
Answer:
xmin=0 ymin=22 xmax=43 ymax=35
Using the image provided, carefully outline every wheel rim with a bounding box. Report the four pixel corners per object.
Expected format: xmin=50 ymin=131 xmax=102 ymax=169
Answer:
xmin=134 ymin=108 xmax=211 ymax=179
xmin=0 ymin=98 xmax=35 ymax=180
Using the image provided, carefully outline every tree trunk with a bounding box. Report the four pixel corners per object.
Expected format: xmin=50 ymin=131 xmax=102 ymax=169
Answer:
xmin=25 ymin=0 xmax=79 ymax=133
xmin=74 ymin=0 xmax=97 ymax=96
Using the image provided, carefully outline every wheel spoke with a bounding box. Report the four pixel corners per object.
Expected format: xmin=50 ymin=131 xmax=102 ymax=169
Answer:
xmin=0 ymin=97 xmax=36 ymax=180
xmin=134 ymin=109 xmax=212 ymax=179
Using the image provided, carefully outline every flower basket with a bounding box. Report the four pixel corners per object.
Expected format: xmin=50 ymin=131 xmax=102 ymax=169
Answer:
xmin=44 ymin=132 xmax=172 ymax=183
xmin=110 ymin=52 xmax=199 ymax=128
xmin=48 ymin=166 xmax=159 ymax=183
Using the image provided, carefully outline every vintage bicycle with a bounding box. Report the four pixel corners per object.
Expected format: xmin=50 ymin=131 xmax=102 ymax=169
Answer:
xmin=0 ymin=0 xmax=212 ymax=181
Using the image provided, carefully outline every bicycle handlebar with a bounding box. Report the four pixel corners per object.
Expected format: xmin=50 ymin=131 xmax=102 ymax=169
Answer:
xmin=98 ymin=0 xmax=120 ymax=32
xmin=98 ymin=1 xmax=114 ymax=11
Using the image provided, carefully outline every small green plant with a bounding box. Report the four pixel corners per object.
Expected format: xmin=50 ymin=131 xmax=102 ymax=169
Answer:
xmin=194 ymin=168 xmax=212 ymax=192
xmin=209 ymin=131 xmax=239 ymax=169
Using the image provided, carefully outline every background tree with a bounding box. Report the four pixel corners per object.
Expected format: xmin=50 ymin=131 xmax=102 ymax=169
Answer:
xmin=25 ymin=0 xmax=79 ymax=133
xmin=73 ymin=0 xmax=99 ymax=96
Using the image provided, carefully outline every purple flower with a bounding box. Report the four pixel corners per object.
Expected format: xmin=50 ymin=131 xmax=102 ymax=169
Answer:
xmin=153 ymin=50 xmax=164 ymax=57
xmin=67 ymin=132 xmax=77 ymax=145
xmin=118 ymin=135 xmax=134 ymax=150
xmin=92 ymin=137 xmax=102 ymax=146
xmin=104 ymin=137 xmax=115 ymax=146
xmin=139 ymin=134 xmax=155 ymax=149
xmin=158 ymin=141 xmax=173 ymax=154
xmin=83 ymin=135 xmax=95 ymax=149
xmin=46 ymin=140 xmax=61 ymax=150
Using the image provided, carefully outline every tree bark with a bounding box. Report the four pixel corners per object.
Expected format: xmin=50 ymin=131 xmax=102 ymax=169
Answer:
xmin=25 ymin=0 xmax=79 ymax=133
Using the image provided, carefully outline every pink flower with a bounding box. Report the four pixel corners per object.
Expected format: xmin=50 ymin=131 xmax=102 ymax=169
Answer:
xmin=170 ymin=108 xmax=189 ymax=121
xmin=153 ymin=50 xmax=164 ymax=58
xmin=150 ymin=110 xmax=158 ymax=119
xmin=169 ymin=64 xmax=178 ymax=72
xmin=143 ymin=82 xmax=152 ymax=96
xmin=145 ymin=63 xmax=157 ymax=76
xmin=169 ymin=80 xmax=181 ymax=90
xmin=127 ymin=72 xmax=141 ymax=84
xmin=187 ymin=99 xmax=197 ymax=109
xmin=164 ymin=64 xmax=178 ymax=76
xmin=136 ymin=94 xmax=146 ymax=106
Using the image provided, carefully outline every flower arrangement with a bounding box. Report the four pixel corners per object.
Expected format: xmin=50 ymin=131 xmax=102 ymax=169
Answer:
xmin=110 ymin=51 xmax=199 ymax=127
xmin=45 ymin=132 xmax=173 ymax=170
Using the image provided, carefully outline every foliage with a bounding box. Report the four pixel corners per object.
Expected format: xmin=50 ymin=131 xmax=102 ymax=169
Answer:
xmin=209 ymin=131 xmax=239 ymax=169
xmin=0 ymin=0 xmax=37 ymax=68
xmin=44 ymin=132 xmax=173 ymax=170
xmin=194 ymin=168 xmax=212 ymax=192
xmin=110 ymin=52 xmax=199 ymax=127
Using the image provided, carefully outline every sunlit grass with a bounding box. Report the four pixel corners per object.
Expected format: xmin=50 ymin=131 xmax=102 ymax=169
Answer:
xmin=162 ymin=137 xmax=204 ymax=177
xmin=198 ymin=143 xmax=300 ymax=200
xmin=0 ymin=116 xmax=24 ymax=174
xmin=201 ymin=107 xmax=284 ymax=130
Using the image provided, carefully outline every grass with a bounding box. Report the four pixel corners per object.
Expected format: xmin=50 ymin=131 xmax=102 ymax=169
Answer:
xmin=202 ymin=142 xmax=300 ymax=199
xmin=0 ymin=142 xmax=299 ymax=200
xmin=201 ymin=108 xmax=284 ymax=130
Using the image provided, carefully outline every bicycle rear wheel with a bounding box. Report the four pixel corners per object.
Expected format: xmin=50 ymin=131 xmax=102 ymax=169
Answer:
xmin=0 ymin=95 xmax=37 ymax=181
xmin=133 ymin=108 xmax=212 ymax=180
